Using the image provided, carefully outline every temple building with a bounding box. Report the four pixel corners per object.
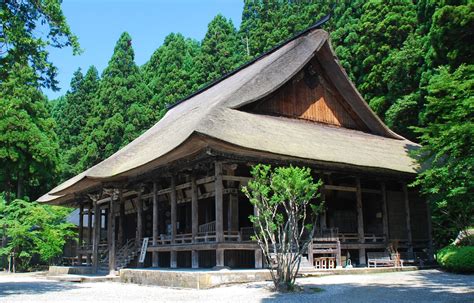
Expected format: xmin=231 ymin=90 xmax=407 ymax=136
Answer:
xmin=39 ymin=26 xmax=433 ymax=274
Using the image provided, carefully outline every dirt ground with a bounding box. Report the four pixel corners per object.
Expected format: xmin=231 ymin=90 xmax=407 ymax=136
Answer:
xmin=0 ymin=269 xmax=472 ymax=302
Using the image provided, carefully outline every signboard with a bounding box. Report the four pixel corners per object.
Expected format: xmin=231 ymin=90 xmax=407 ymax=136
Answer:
xmin=138 ymin=237 xmax=149 ymax=263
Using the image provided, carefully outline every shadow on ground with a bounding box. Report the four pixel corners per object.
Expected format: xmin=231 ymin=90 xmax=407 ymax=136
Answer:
xmin=0 ymin=280 xmax=80 ymax=298
xmin=260 ymin=270 xmax=474 ymax=303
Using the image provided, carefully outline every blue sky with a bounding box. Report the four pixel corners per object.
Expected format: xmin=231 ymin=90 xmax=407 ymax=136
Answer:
xmin=45 ymin=0 xmax=243 ymax=99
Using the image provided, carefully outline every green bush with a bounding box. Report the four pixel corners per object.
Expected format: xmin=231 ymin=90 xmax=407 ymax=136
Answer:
xmin=437 ymin=245 xmax=474 ymax=274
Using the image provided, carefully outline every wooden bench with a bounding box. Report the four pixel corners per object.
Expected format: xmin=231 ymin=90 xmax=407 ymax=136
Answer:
xmin=367 ymin=252 xmax=396 ymax=268
xmin=399 ymin=252 xmax=425 ymax=267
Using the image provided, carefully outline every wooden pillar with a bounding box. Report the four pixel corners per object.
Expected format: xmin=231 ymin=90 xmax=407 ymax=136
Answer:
xmin=170 ymin=176 xmax=177 ymax=243
xmin=320 ymin=187 xmax=327 ymax=230
xmin=108 ymin=200 xmax=116 ymax=274
xmin=216 ymin=248 xmax=224 ymax=267
xmin=228 ymin=194 xmax=239 ymax=232
xmin=92 ymin=201 xmax=100 ymax=272
xmin=425 ymin=199 xmax=434 ymax=261
xmin=356 ymin=177 xmax=366 ymax=266
xmin=215 ymin=162 xmax=224 ymax=243
xmin=192 ymin=250 xmax=199 ymax=269
xmin=402 ymin=182 xmax=413 ymax=253
xmin=170 ymin=250 xmax=177 ymax=268
xmin=78 ymin=203 xmax=84 ymax=265
xmin=136 ymin=188 xmax=143 ymax=247
xmin=152 ymin=181 xmax=159 ymax=267
xmin=87 ymin=202 xmax=93 ymax=265
xmin=191 ymin=175 xmax=198 ymax=242
xmin=118 ymin=191 xmax=125 ymax=247
xmin=226 ymin=166 xmax=239 ymax=232
xmin=255 ymin=249 xmax=263 ymax=269
xmin=381 ymin=182 xmax=389 ymax=241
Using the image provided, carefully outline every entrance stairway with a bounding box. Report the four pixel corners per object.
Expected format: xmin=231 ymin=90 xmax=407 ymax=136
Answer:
xmin=99 ymin=239 xmax=141 ymax=271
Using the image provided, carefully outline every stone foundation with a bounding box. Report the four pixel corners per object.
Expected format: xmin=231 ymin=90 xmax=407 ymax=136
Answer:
xmin=48 ymin=266 xmax=95 ymax=275
xmin=120 ymin=268 xmax=272 ymax=289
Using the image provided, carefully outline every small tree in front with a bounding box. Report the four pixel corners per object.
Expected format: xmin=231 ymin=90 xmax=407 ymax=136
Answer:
xmin=242 ymin=164 xmax=323 ymax=291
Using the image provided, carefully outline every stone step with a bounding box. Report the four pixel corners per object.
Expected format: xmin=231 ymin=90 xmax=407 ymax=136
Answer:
xmin=300 ymin=256 xmax=313 ymax=268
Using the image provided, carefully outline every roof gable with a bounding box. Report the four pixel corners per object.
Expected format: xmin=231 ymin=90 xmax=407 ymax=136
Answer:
xmin=240 ymin=56 xmax=370 ymax=132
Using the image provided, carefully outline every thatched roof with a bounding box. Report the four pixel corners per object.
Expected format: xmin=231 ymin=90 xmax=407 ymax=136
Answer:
xmin=39 ymin=28 xmax=419 ymax=204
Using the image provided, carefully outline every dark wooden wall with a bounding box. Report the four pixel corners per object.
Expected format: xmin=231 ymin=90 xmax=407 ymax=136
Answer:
xmin=409 ymin=192 xmax=429 ymax=240
xmin=387 ymin=190 xmax=408 ymax=240
xmin=242 ymin=57 xmax=369 ymax=132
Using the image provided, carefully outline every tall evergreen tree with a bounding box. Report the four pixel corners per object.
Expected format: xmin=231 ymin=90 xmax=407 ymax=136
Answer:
xmin=79 ymin=32 xmax=152 ymax=169
xmin=0 ymin=64 xmax=60 ymax=200
xmin=195 ymin=14 xmax=245 ymax=86
xmin=240 ymin=0 xmax=332 ymax=57
xmin=52 ymin=66 xmax=100 ymax=179
xmin=143 ymin=33 xmax=200 ymax=116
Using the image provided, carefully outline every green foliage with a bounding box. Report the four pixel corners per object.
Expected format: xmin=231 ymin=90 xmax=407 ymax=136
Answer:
xmin=437 ymin=245 xmax=474 ymax=273
xmin=413 ymin=64 xmax=474 ymax=247
xmin=0 ymin=64 xmax=60 ymax=199
xmin=195 ymin=14 xmax=245 ymax=86
xmin=0 ymin=197 xmax=76 ymax=272
xmin=242 ymin=164 xmax=323 ymax=291
xmin=427 ymin=2 xmax=474 ymax=68
xmin=240 ymin=0 xmax=332 ymax=57
xmin=143 ymin=33 xmax=200 ymax=113
xmin=78 ymin=32 xmax=153 ymax=168
xmin=0 ymin=0 xmax=80 ymax=89
xmin=52 ymin=66 xmax=100 ymax=179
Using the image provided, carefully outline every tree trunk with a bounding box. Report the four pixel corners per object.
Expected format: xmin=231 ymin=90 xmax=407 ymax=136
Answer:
xmin=16 ymin=172 xmax=24 ymax=199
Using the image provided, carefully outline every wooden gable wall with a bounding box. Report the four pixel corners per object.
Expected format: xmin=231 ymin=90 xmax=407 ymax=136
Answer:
xmin=241 ymin=57 xmax=370 ymax=132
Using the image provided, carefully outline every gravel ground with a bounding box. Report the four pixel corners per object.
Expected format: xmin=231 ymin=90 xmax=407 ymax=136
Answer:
xmin=0 ymin=269 xmax=472 ymax=303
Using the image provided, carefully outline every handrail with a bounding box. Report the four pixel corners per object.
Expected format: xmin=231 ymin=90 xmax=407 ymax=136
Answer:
xmin=198 ymin=221 xmax=216 ymax=233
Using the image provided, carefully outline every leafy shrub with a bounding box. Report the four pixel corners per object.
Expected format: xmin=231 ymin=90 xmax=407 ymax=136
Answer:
xmin=437 ymin=245 xmax=474 ymax=274
xmin=0 ymin=198 xmax=76 ymax=272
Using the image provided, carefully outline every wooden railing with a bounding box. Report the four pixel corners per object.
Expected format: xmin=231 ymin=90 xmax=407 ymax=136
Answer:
xmin=339 ymin=233 xmax=386 ymax=243
xmin=148 ymin=225 xmax=256 ymax=245
xmin=198 ymin=221 xmax=216 ymax=233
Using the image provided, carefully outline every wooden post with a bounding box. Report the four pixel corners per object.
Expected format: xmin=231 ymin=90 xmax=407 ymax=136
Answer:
xmin=191 ymin=175 xmax=198 ymax=242
xmin=336 ymin=240 xmax=342 ymax=268
xmin=118 ymin=191 xmax=125 ymax=247
xmin=255 ymin=249 xmax=263 ymax=269
xmin=152 ymin=181 xmax=159 ymax=267
xmin=356 ymin=177 xmax=366 ymax=266
xmin=78 ymin=203 xmax=84 ymax=265
xmin=170 ymin=250 xmax=177 ymax=268
xmin=192 ymin=250 xmax=199 ymax=269
xmin=320 ymin=187 xmax=327 ymax=230
xmin=108 ymin=200 xmax=116 ymax=274
xmin=136 ymin=188 xmax=143 ymax=248
xmin=170 ymin=176 xmax=177 ymax=243
xmin=226 ymin=166 xmax=239 ymax=232
xmin=402 ymin=182 xmax=413 ymax=253
xmin=216 ymin=248 xmax=224 ymax=267
xmin=228 ymin=194 xmax=239 ymax=232
xmin=92 ymin=201 xmax=100 ymax=272
xmin=215 ymin=162 xmax=224 ymax=243
xmin=87 ymin=202 xmax=93 ymax=265
xmin=381 ymin=182 xmax=389 ymax=241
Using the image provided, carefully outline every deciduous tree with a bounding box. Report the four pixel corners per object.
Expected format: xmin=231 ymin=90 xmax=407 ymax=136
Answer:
xmin=242 ymin=165 xmax=323 ymax=291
